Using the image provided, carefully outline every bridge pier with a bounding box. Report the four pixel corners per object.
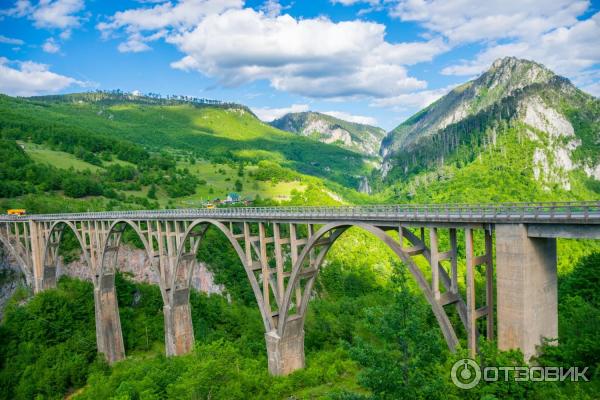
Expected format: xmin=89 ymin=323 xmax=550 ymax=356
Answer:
xmin=94 ymin=273 xmax=125 ymax=364
xmin=495 ymin=224 xmax=558 ymax=361
xmin=265 ymin=317 xmax=305 ymax=376
xmin=163 ymin=289 xmax=195 ymax=356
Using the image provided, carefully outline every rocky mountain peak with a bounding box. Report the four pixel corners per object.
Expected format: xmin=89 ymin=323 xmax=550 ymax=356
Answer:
xmin=480 ymin=57 xmax=555 ymax=94
xmin=379 ymin=57 xmax=598 ymax=190
xmin=379 ymin=57 xmax=567 ymax=163
xmin=270 ymin=111 xmax=385 ymax=157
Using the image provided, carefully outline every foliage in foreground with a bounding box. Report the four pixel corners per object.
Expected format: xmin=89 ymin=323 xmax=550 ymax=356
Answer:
xmin=0 ymin=250 xmax=599 ymax=399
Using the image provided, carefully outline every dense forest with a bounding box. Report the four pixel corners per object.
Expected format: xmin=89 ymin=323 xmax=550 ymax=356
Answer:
xmin=1 ymin=241 xmax=599 ymax=399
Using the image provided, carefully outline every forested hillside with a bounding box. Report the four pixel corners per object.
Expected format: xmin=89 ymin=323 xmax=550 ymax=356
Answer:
xmin=0 ymin=92 xmax=379 ymax=213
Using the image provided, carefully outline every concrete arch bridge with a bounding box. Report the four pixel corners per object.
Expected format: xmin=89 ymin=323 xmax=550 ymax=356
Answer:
xmin=1 ymin=202 xmax=599 ymax=375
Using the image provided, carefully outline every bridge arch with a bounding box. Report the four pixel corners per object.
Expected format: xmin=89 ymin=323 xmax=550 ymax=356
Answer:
xmin=98 ymin=219 xmax=154 ymax=281
xmin=172 ymin=219 xmax=267 ymax=325
xmin=279 ymin=222 xmax=460 ymax=351
xmin=40 ymin=220 xmax=90 ymax=289
xmin=158 ymin=219 xmax=269 ymax=356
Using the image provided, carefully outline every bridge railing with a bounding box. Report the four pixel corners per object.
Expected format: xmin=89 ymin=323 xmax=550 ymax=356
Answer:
xmin=2 ymin=201 xmax=599 ymax=223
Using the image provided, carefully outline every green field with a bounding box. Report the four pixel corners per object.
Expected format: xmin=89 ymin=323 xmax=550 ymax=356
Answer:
xmin=22 ymin=142 xmax=102 ymax=172
xmin=22 ymin=141 xmax=310 ymax=206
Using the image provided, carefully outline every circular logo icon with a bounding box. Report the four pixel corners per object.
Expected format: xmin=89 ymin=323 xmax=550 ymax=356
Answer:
xmin=451 ymin=358 xmax=481 ymax=389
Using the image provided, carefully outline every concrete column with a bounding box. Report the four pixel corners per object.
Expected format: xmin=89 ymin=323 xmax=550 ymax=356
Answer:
xmin=94 ymin=274 xmax=125 ymax=364
xmin=495 ymin=224 xmax=557 ymax=361
xmin=42 ymin=266 xmax=58 ymax=289
xmin=266 ymin=317 xmax=305 ymax=376
xmin=29 ymin=221 xmax=45 ymax=294
xmin=163 ymin=288 xmax=195 ymax=356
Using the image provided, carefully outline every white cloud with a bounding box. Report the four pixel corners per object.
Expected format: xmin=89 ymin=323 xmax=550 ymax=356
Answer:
xmin=0 ymin=35 xmax=24 ymax=45
xmin=441 ymin=12 xmax=600 ymax=80
xmin=0 ymin=57 xmax=83 ymax=96
xmin=252 ymin=103 xmax=309 ymax=122
xmin=331 ymin=0 xmax=380 ymax=5
xmin=260 ymin=0 xmax=287 ymax=17
xmin=391 ymin=0 xmax=588 ymax=44
xmin=117 ymin=39 xmax=150 ymax=53
xmin=117 ymin=30 xmax=167 ymax=53
xmin=42 ymin=37 xmax=60 ymax=53
xmin=370 ymin=85 xmax=454 ymax=110
xmin=2 ymin=0 xmax=85 ymax=30
xmin=99 ymin=2 xmax=447 ymax=99
xmin=166 ymin=8 xmax=445 ymax=98
xmin=322 ymin=110 xmax=378 ymax=126
xmin=97 ymin=0 xmax=242 ymax=38
xmin=1 ymin=0 xmax=33 ymax=17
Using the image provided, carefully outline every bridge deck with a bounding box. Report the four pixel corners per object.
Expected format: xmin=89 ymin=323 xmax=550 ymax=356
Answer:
xmin=2 ymin=202 xmax=600 ymax=225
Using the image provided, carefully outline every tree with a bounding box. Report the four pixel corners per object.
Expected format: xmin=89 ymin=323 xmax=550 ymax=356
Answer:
xmin=147 ymin=184 xmax=157 ymax=200
xmin=235 ymin=179 xmax=243 ymax=192
xmin=348 ymin=270 xmax=449 ymax=399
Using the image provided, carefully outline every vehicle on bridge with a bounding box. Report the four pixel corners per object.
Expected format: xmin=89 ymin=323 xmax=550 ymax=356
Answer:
xmin=6 ymin=209 xmax=26 ymax=216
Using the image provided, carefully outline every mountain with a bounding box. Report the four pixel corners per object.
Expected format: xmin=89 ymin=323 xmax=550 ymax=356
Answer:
xmin=0 ymin=92 xmax=377 ymax=213
xmin=270 ymin=111 xmax=385 ymax=157
xmin=379 ymin=57 xmax=600 ymax=198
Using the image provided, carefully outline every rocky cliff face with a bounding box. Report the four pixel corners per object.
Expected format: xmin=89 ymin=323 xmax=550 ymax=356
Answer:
xmin=0 ymin=248 xmax=26 ymax=319
xmin=0 ymin=245 xmax=223 ymax=318
xmin=59 ymin=246 xmax=223 ymax=295
xmin=379 ymin=57 xmax=600 ymax=190
xmin=270 ymin=111 xmax=385 ymax=157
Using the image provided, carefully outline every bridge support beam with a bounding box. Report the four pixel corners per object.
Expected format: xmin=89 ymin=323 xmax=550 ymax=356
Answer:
xmin=163 ymin=289 xmax=195 ymax=356
xmin=94 ymin=274 xmax=125 ymax=364
xmin=495 ymin=224 xmax=557 ymax=361
xmin=265 ymin=317 xmax=305 ymax=376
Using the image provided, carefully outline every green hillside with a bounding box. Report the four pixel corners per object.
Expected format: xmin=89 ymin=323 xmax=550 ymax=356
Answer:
xmin=1 ymin=93 xmax=369 ymax=188
xmin=0 ymin=92 xmax=378 ymax=212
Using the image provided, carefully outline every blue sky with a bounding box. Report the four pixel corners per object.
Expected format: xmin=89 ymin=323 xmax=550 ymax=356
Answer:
xmin=0 ymin=0 xmax=599 ymax=130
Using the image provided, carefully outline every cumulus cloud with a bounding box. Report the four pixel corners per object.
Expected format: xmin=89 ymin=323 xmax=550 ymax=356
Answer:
xmin=0 ymin=35 xmax=24 ymax=45
xmin=97 ymin=0 xmax=242 ymax=38
xmin=0 ymin=57 xmax=83 ymax=96
xmin=252 ymin=103 xmax=309 ymax=121
xmin=42 ymin=37 xmax=60 ymax=53
xmin=2 ymin=0 xmax=85 ymax=30
xmin=391 ymin=0 xmax=588 ymax=44
xmin=321 ymin=110 xmax=378 ymax=126
xmin=441 ymin=12 xmax=600 ymax=80
xmin=167 ymin=9 xmax=445 ymax=98
xmin=98 ymin=1 xmax=447 ymax=100
xmin=370 ymin=85 xmax=454 ymax=111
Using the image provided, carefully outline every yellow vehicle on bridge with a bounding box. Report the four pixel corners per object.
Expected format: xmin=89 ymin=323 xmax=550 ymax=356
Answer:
xmin=7 ymin=209 xmax=27 ymax=216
